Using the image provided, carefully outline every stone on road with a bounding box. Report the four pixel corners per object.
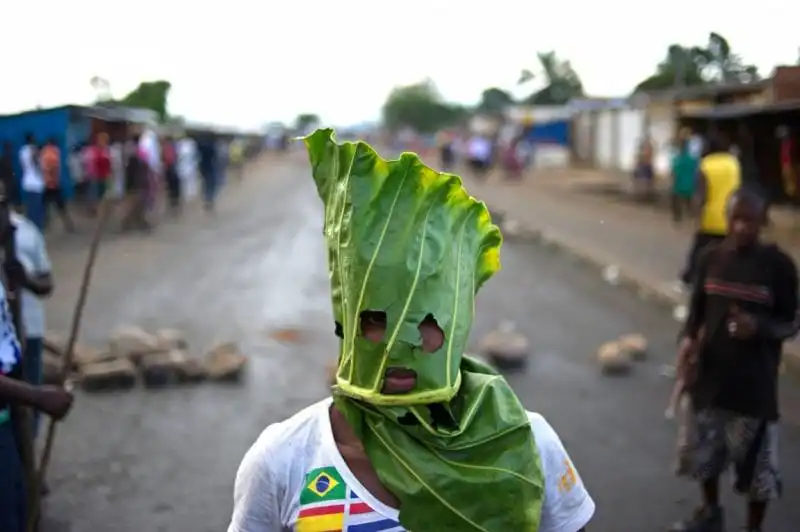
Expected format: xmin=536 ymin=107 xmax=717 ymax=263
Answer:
xmin=617 ymin=332 xmax=648 ymax=361
xmin=139 ymin=350 xmax=192 ymax=388
xmin=596 ymin=340 xmax=633 ymax=375
xmin=480 ymin=321 xmax=530 ymax=371
xmin=155 ymin=328 xmax=188 ymax=350
xmin=108 ymin=325 xmax=161 ymax=364
xmin=40 ymin=158 xmax=800 ymax=532
xmin=204 ymin=342 xmax=247 ymax=382
xmin=79 ymin=358 xmax=138 ymax=392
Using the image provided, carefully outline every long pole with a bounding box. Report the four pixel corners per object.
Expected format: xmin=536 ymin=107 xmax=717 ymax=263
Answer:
xmin=27 ymin=198 xmax=114 ymax=532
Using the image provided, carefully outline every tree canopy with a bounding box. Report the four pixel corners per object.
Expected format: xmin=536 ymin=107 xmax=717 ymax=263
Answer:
xmin=118 ymin=81 xmax=172 ymax=122
xmin=477 ymin=87 xmax=515 ymax=115
xmin=382 ymin=79 xmax=468 ymax=133
xmin=379 ymin=53 xmax=586 ymax=133
xmin=633 ymin=32 xmax=759 ymax=93
xmin=519 ymin=51 xmax=584 ymax=105
xmin=294 ymin=113 xmax=320 ymax=132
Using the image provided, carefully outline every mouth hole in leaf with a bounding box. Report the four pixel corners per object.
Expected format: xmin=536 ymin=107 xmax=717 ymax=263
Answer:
xmin=418 ymin=314 xmax=444 ymax=353
xmin=334 ymin=321 xmax=343 ymax=339
xmin=360 ymin=310 xmax=387 ymax=343
xmin=428 ymin=403 xmax=458 ymax=431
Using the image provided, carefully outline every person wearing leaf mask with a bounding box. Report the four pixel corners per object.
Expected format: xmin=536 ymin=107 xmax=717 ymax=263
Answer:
xmin=228 ymin=129 xmax=595 ymax=532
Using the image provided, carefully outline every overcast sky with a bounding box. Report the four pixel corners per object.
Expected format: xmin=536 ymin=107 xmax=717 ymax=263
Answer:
xmin=2 ymin=1 xmax=797 ymax=129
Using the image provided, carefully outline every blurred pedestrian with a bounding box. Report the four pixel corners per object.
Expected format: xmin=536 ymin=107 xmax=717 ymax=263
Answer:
xmin=466 ymin=134 xmax=492 ymax=179
xmin=19 ymin=133 xmax=45 ymax=231
xmin=86 ymin=132 xmax=112 ymax=214
xmin=672 ymin=189 xmax=797 ymax=532
xmin=109 ymin=134 xmax=126 ymax=201
xmin=162 ymin=136 xmax=181 ymax=216
xmin=679 ymin=133 xmax=741 ymax=286
xmin=177 ymin=134 xmax=199 ymax=201
xmin=735 ymin=125 xmax=770 ymax=226
xmin=138 ymin=129 xmax=162 ymax=223
xmin=39 ymin=137 xmax=74 ymax=232
xmin=0 ymin=142 xmax=18 ymax=210
xmin=688 ymin=130 xmax=705 ymax=160
xmin=633 ymin=135 xmax=655 ymax=200
xmin=670 ymin=135 xmax=698 ymax=223
xmin=198 ymin=134 xmax=219 ymax=212
xmin=228 ymin=138 xmax=245 ymax=181
xmin=69 ymin=143 xmax=87 ymax=206
xmin=437 ymin=130 xmax=455 ymax=171
xmin=502 ymin=135 xmax=525 ymax=181
xmin=777 ymin=126 xmax=796 ymax=200
xmin=120 ymin=134 xmax=150 ymax=232
xmin=216 ymin=138 xmax=229 ymax=187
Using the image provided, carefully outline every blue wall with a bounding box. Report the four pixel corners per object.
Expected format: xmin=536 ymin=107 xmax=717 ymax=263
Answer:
xmin=522 ymin=120 xmax=570 ymax=146
xmin=0 ymin=106 xmax=89 ymax=200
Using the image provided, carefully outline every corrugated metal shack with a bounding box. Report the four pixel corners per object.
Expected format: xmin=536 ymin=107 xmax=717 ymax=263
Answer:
xmin=0 ymin=104 xmax=157 ymax=199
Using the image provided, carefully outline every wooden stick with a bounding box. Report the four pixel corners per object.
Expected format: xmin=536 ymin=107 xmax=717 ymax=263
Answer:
xmin=27 ymin=198 xmax=114 ymax=532
xmin=665 ymin=328 xmax=705 ymax=420
xmin=664 ymin=376 xmax=685 ymax=420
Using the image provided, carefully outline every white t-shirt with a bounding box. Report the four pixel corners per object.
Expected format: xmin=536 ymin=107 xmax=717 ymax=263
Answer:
xmin=139 ymin=131 xmax=161 ymax=174
xmin=229 ymin=398 xmax=595 ymax=532
xmin=19 ymin=144 xmax=44 ymax=193
xmin=467 ymin=137 xmax=492 ymax=162
xmin=11 ymin=212 xmax=51 ymax=338
xmin=177 ymin=139 xmax=198 ymax=177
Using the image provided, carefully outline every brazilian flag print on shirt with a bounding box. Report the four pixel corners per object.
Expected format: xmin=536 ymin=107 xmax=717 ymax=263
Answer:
xmin=296 ymin=466 xmax=405 ymax=532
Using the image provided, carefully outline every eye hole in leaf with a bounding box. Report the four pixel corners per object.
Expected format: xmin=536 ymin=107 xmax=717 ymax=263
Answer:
xmin=334 ymin=321 xmax=343 ymax=339
xmin=360 ymin=310 xmax=387 ymax=343
xmin=418 ymin=314 xmax=444 ymax=353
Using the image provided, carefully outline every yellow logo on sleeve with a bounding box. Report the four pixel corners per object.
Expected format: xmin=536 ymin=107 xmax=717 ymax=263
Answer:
xmin=558 ymin=459 xmax=577 ymax=493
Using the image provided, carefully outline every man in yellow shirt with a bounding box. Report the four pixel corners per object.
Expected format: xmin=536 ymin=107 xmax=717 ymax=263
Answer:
xmin=227 ymin=139 xmax=246 ymax=182
xmin=679 ymin=133 xmax=742 ymax=286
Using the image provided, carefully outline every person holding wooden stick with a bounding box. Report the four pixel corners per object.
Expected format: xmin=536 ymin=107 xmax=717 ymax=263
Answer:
xmin=9 ymin=207 xmax=55 ymax=495
xmin=0 ymin=187 xmax=72 ymax=532
xmin=671 ymin=189 xmax=799 ymax=532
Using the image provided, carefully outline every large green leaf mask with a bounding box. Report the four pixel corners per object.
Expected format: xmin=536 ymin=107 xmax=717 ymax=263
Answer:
xmin=305 ymin=129 xmax=500 ymax=405
xmin=304 ymin=130 xmax=544 ymax=531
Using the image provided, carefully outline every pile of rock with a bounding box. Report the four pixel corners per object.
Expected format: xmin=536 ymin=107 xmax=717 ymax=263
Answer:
xmin=596 ymin=333 xmax=648 ymax=375
xmin=43 ymin=326 xmax=247 ymax=392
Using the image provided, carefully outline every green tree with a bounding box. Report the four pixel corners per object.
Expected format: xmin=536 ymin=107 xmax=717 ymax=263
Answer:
xmin=119 ymin=80 xmax=172 ymax=122
xmin=520 ymin=52 xmax=584 ymax=105
xmin=633 ymin=45 xmax=707 ymax=92
xmin=517 ymin=69 xmax=535 ymax=85
xmin=477 ymin=87 xmax=515 ymax=115
xmin=295 ymin=113 xmax=320 ymax=132
xmin=382 ymin=79 xmax=466 ymax=133
xmin=633 ymin=33 xmax=759 ymax=93
xmin=698 ymin=32 xmax=759 ymax=83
